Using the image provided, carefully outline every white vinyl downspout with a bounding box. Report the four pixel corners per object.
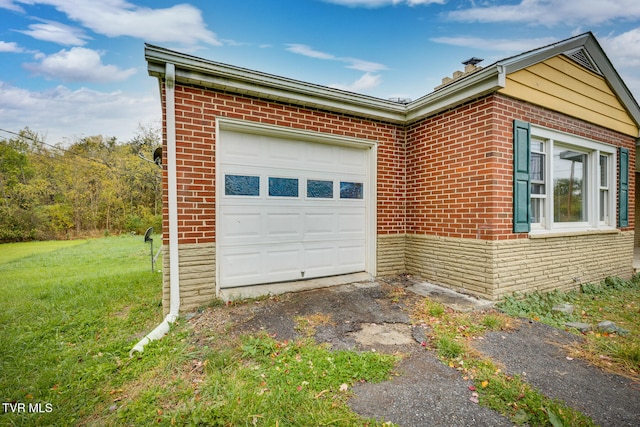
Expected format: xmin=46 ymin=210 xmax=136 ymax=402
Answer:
xmin=130 ymin=62 xmax=180 ymax=356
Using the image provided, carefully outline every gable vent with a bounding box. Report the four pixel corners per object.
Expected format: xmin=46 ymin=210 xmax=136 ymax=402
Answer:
xmin=564 ymin=48 xmax=601 ymax=75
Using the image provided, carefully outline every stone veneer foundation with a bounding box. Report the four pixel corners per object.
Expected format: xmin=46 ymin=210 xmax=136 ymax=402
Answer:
xmin=162 ymin=243 xmax=216 ymax=315
xmin=376 ymin=234 xmax=406 ymax=276
xmin=405 ymin=231 xmax=634 ymax=301
xmin=163 ymin=231 xmax=634 ymax=312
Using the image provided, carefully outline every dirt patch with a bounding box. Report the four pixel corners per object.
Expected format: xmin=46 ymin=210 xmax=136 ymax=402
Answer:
xmin=230 ymin=281 xmax=414 ymax=350
xmin=350 ymin=323 xmax=415 ymax=347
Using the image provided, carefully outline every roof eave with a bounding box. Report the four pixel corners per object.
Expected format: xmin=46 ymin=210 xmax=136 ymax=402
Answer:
xmin=145 ymin=44 xmax=407 ymax=124
xmin=405 ymin=65 xmax=506 ymax=123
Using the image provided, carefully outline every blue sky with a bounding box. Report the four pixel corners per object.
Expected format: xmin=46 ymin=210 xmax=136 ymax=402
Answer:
xmin=1 ymin=0 xmax=639 ymax=145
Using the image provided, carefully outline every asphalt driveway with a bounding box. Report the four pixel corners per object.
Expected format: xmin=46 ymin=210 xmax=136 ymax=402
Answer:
xmin=191 ymin=277 xmax=640 ymax=426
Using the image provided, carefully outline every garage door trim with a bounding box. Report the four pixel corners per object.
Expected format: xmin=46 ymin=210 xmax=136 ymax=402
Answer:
xmin=215 ymin=117 xmax=377 ymax=292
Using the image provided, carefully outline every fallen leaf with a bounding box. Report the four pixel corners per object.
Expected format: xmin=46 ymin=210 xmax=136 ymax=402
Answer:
xmin=315 ymin=389 xmax=330 ymax=399
xmin=468 ymin=385 xmax=476 ymax=391
xmin=481 ymin=380 xmax=489 ymax=388
xmin=566 ymin=357 xmax=574 ymax=361
xmin=339 ymin=383 xmax=349 ymax=392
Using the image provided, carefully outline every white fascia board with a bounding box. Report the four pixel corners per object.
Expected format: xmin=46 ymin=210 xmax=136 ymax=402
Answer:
xmin=146 ymin=44 xmax=505 ymax=126
xmin=498 ymin=33 xmax=592 ymax=74
xmin=405 ymin=65 xmax=506 ymax=123
xmin=145 ymin=44 xmax=407 ymax=124
xmin=582 ymin=37 xmax=640 ymax=130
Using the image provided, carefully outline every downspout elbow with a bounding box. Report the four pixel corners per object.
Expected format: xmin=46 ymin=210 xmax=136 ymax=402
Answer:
xmin=129 ymin=313 xmax=178 ymax=357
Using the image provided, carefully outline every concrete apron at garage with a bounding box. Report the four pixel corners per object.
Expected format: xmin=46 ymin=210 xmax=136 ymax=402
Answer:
xmin=219 ymin=272 xmax=495 ymax=313
xmin=219 ymin=272 xmax=373 ymax=302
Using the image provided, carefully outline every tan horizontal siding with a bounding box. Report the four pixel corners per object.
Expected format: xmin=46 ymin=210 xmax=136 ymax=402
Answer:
xmin=500 ymin=55 xmax=638 ymax=137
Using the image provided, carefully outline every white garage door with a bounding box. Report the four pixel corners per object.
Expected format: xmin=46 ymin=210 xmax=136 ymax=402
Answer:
xmin=218 ymin=128 xmax=369 ymax=288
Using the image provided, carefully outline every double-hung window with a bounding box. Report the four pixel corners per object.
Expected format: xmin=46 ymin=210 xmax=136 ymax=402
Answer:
xmin=528 ymin=126 xmax=616 ymax=232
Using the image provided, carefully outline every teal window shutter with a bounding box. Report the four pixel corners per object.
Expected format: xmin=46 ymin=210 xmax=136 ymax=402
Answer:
xmin=513 ymin=120 xmax=531 ymax=232
xmin=618 ymin=147 xmax=629 ymax=228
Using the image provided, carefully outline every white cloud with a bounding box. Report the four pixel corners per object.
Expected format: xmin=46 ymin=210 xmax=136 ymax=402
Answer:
xmin=324 ymin=0 xmax=445 ymax=7
xmin=11 ymin=0 xmax=220 ymax=46
xmin=600 ymin=28 xmax=640 ymax=101
xmin=344 ymin=57 xmax=388 ymax=73
xmin=431 ymin=36 xmax=557 ymax=53
xmin=330 ymin=72 xmax=382 ymax=92
xmin=446 ymin=0 xmax=640 ymax=27
xmin=286 ymin=43 xmax=387 ymax=72
xmin=0 ymin=41 xmax=24 ymax=52
xmin=601 ymin=28 xmax=640 ymax=69
xmin=24 ymin=47 xmax=136 ymax=83
xmin=19 ymin=20 xmax=90 ymax=46
xmin=0 ymin=80 xmax=159 ymax=144
xmin=0 ymin=0 xmax=23 ymax=12
xmin=287 ymin=44 xmax=336 ymax=60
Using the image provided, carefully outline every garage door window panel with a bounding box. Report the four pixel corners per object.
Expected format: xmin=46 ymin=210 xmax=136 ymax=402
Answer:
xmin=340 ymin=182 xmax=364 ymax=199
xmin=269 ymin=177 xmax=299 ymax=197
xmin=307 ymin=179 xmax=333 ymax=199
xmin=225 ymin=175 xmax=260 ymax=196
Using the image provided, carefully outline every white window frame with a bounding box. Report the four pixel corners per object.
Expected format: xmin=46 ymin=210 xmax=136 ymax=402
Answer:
xmin=529 ymin=125 xmax=617 ymax=234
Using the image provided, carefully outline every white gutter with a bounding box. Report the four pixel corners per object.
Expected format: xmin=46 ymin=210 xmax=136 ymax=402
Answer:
xmin=130 ymin=62 xmax=180 ymax=357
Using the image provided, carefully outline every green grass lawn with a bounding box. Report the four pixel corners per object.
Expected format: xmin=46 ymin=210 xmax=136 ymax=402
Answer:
xmin=0 ymin=239 xmax=87 ymax=265
xmin=0 ymin=235 xmax=165 ymax=426
xmin=0 ymin=237 xmax=396 ymax=426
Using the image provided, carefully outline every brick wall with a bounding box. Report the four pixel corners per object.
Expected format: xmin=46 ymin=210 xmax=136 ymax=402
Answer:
xmin=406 ymin=96 xmax=510 ymax=240
xmin=162 ymin=84 xmax=407 ymax=246
xmin=405 ymin=94 xmax=636 ymax=241
xmin=160 ymin=82 xmax=636 ymax=309
xmin=160 ymin=83 xmax=407 ymax=310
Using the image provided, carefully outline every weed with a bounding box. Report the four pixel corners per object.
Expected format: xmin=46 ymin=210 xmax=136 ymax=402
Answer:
xmin=436 ymin=335 xmax=464 ymax=359
xmin=294 ymin=313 xmax=334 ymax=337
xmin=388 ymin=285 xmax=407 ymax=303
xmin=480 ymin=314 xmax=504 ymax=330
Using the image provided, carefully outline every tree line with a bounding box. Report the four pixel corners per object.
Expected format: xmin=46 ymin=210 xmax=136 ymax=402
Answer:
xmin=0 ymin=126 xmax=162 ymax=242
